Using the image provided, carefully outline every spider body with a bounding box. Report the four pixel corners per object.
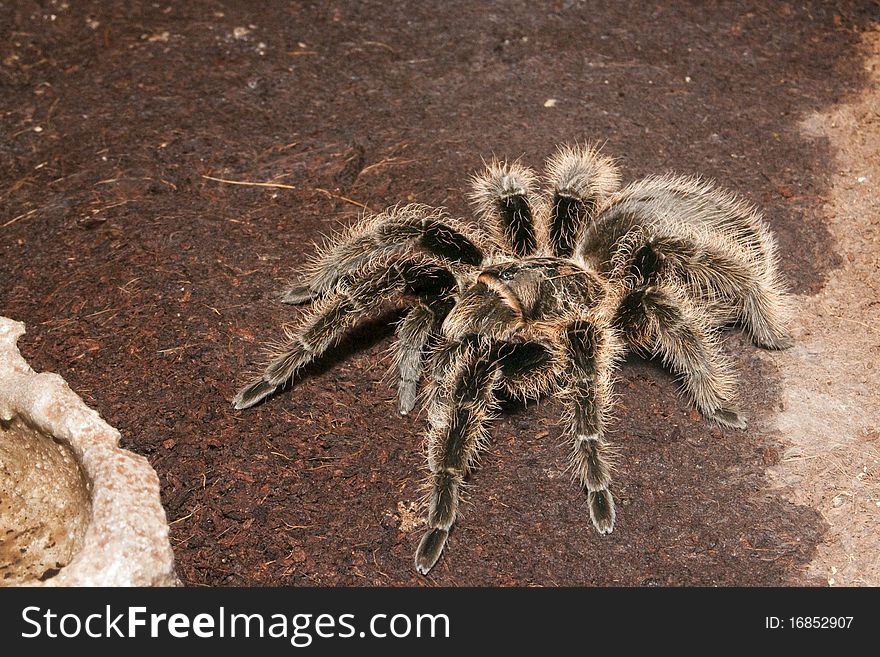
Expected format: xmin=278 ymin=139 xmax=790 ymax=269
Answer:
xmin=233 ymin=144 xmax=792 ymax=575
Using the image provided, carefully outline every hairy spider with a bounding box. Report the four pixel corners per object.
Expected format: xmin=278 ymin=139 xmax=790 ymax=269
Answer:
xmin=233 ymin=144 xmax=793 ymax=575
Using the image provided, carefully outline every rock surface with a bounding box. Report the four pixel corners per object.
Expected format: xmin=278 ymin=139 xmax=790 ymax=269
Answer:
xmin=0 ymin=317 xmax=177 ymax=586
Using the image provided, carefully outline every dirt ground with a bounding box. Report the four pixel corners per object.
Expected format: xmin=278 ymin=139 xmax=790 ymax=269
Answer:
xmin=2 ymin=1 xmax=878 ymax=586
xmin=766 ymin=28 xmax=880 ymax=586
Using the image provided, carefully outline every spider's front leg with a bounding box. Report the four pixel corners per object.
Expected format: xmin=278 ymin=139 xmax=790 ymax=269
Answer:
xmin=469 ymin=159 xmax=540 ymax=257
xmin=282 ymin=204 xmax=484 ymax=305
xmin=559 ymin=318 xmax=621 ymax=533
xmin=393 ymin=283 xmax=459 ymax=415
xmin=233 ymin=255 xmax=456 ymax=410
xmin=415 ymin=337 xmax=500 ymax=574
xmin=543 ymin=143 xmax=620 ymax=257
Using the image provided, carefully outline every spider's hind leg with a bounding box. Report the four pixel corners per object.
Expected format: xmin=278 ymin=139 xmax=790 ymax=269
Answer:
xmin=739 ymin=270 xmax=794 ymax=350
xmin=625 ymin=231 xmax=794 ymax=352
xmin=663 ymin=236 xmax=794 ymax=351
xmin=615 ymin=282 xmax=745 ymax=429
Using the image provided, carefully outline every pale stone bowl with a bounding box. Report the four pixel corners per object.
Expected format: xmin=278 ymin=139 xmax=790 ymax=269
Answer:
xmin=0 ymin=317 xmax=177 ymax=586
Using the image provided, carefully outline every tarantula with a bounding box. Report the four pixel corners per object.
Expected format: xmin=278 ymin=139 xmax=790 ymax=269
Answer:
xmin=233 ymin=144 xmax=792 ymax=575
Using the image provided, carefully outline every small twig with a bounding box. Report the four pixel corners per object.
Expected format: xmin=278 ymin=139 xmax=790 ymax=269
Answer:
xmin=170 ymin=505 xmax=200 ymax=525
xmin=818 ymin=302 xmax=880 ymax=335
xmin=203 ymin=174 xmax=297 ymax=190
xmin=84 ymin=306 xmax=116 ymax=319
xmin=2 ymin=208 xmax=37 ymax=228
xmin=157 ymin=344 xmax=190 ymax=355
xmin=282 ymin=522 xmax=314 ymax=530
xmin=97 ymin=199 xmax=137 ymax=211
xmin=782 ymin=454 xmax=821 ymax=462
xmin=314 ymin=187 xmax=371 ymax=210
xmin=372 ymin=547 xmax=390 ymax=579
xmin=118 ymin=277 xmax=142 ymax=293
xmin=360 ymin=157 xmax=414 ymax=176
xmin=835 ymin=316 xmax=880 ymax=335
xmin=362 ymin=40 xmax=398 ymax=55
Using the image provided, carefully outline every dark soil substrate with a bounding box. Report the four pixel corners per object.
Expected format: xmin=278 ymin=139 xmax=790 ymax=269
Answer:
xmin=3 ymin=1 xmax=878 ymax=586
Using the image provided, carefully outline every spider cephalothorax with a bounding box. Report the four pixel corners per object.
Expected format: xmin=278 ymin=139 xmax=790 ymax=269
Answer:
xmin=233 ymin=144 xmax=792 ymax=574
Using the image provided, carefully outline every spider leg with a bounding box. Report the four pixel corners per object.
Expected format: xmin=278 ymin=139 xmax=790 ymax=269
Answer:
xmin=469 ymin=159 xmax=540 ymax=257
xmin=233 ymin=255 xmax=457 ymax=410
xmin=543 ymin=143 xmax=620 ymax=257
xmin=415 ymin=337 xmax=500 ymax=574
xmin=559 ymin=318 xmax=620 ymax=533
xmin=282 ymin=203 xmax=484 ymax=304
xmin=631 ymin=237 xmax=794 ymax=350
xmin=615 ymin=282 xmax=745 ymax=429
xmin=738 ymin=271 xmax=793 ymax=350
xmin=495 ymin=341 xmax=558 ymax=401
xmin=581 ymin=176 xmax=794 ymax=350
xmin=394 ymin=298 xmax=453 ymax=415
